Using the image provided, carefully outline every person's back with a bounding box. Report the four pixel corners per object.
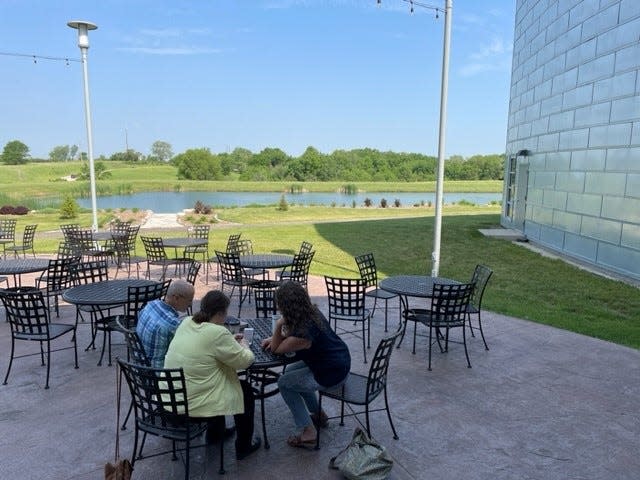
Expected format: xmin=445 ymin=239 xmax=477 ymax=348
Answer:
xmin=135 ymin=280 xmax=194 ymax=368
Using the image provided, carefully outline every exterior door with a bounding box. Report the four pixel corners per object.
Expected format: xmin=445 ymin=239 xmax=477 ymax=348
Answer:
xmin=513 ymin=162 xmax=529 ymax=231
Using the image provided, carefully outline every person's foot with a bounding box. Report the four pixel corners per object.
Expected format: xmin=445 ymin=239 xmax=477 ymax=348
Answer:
xmin=287 ymin=434 xmax=317 ymax=450
xmin=310 ymin=410 xmax=329 ymax=429
xmin=236 ymin=437 xmax=261 ymax=460
xmin=206 ymin=426 xmax=236 ymax=444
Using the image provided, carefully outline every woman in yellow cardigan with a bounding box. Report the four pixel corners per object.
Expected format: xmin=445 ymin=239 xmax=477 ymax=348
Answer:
xmin=164 ymin=290 xmax=261 ymax=460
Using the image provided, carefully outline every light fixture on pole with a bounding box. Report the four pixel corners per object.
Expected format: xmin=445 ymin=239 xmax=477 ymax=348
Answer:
xmin=67 ymin=20 xmax=99 ymax=231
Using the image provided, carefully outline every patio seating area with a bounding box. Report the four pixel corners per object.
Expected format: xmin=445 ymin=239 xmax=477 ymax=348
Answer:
xmin=0 ymin=262 xmax=638 ymax=479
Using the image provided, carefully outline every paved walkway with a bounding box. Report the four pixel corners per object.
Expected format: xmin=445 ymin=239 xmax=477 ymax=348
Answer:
xmin=0 ymin=271 xmax=638 ymax=479
xmin=141 ymin=212 xmax=182 ymax=229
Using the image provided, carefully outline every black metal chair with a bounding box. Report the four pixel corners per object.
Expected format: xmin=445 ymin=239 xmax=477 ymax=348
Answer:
xmin=404 ymin=283 xmax=476 ymax=371
xmin=285 ymin=251 xmax=315 ymax=290
xmin=60 ymin=223 xmax=80 ymax=243
xmin=36 ymin=257 xmax=80 ymax=317
xmin=7 ymin=224 xmax=37 ymax=258
xmin=216 ymin=250 xmax=258 ymax=316
xmin=0 ymin=219 xmax=17 ymax=259
xmin=117 ymin=359 xmax=224 ymax=478
xmin=355 ymin=253 xmax=398 ymax=332
xmin=208 ymin=233 xmax=242 ymax=282
xmin=184 ymin=225 xmax=210 ymax=279
xmin=73 ymin=260 xmax=114 ymax=349
xmin=325 ymin=276 xmax=371 ymax=363
xmin=118 ymin=321 xmax=151 ymax=431
xmin=185 ymin=260 xmax=201 ymax=315
xmin=466 ymin=264 xmax=493 ymax=350
xmin=114 ymin=226 xmax=145 ymax=279
xmin=316 ymin=327 xmax=402 ymax=448
xmin=276 ymin=241 xmax=313 ymax=279
xmin=253 ymin=282 xmax=278 ymax=318
xmin=97 ymin=281 xmax=169 ymax=367
xmin=0 ymin=289 xmax=78 ymax=389
xmin=141 ymin=236 xmax=190 ymax=280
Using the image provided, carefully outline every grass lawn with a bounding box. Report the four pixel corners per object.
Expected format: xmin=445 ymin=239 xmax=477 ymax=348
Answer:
xmin=4 ymin=205 xmax=638 ymax=349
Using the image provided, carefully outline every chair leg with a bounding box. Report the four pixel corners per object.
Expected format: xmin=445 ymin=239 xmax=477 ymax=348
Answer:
xmin=172 ymin=440 xmax=177 ymax=461
xmin=365 ymin=403 xmax=371 ymax=438
xmin=477 ymin=312 xmax=489 ymax=350
xmin=467 ymin=312 xmax=476 ymax=338
xmin=463 ymin=324 xmax=472 ymax=369
xmin=73 ymin=329 xmax=79 ymax=369
xmin=362 ymin=321 xmax=367 ymax=364
xmin=261 ymin=393 xmax=270 ymax=449
xmin=40 ymin=340 xmax=45 ymax=366
xmin=122 ymin=400 xmax=134 ymax=430
xmin=383 ymin=298 xmax=389 ymax=333
xmin=315 ymin=394 xmax=323 ymax=450
xmin=412 ymin=321 xmax=417 ymax=355
xmin=131 ymin=427 xmax=139 ymax=467
xmin=98 ymin=329 xmax=108 ymax=366
xmin=45 ymin=339 xmax=51 ymax=389
xmin=428 ymin=326 xmax=433 ymax=371
xmin=340 ymin=398 xmax=345 ymax=426
xmin=384 ymin=386 xmax=399 ymax=440
xmin=3 ymin=337 xmax=15 ymax=385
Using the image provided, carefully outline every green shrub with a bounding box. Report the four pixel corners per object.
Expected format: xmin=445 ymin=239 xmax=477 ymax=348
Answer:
xmin=458 ymin=199 xmax=475 ymax=206
xmin=393 ymin=199 xmax=401 ymax=207
xmin=340 ymin=184 xmax=357 ymax=194
xmin=352 ymin=200 xmax=356 ymax=208
xmin=380 ymin=198 xmax=388 ymax=208
xmin=277 ymin=195 xmax=289 ymax=211
xmin=364 ymin=198 xmax=372 ymax=207
xmin=59 ymin=194 xmax=79 ymax=219
xmin=132 ymin=207 xmax=139 ymax=213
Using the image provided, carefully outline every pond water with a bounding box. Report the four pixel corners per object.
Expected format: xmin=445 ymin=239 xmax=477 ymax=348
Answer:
xmin=78 ymin=191 xmax=502 ymax=213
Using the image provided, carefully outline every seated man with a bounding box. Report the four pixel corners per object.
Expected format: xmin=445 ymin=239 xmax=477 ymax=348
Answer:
xmin=136 ymin=279 xmax=195 ymax=368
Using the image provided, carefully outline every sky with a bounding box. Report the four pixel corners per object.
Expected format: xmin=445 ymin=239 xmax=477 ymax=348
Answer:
xmin=0 ymin=0 xmax=515 ymax=160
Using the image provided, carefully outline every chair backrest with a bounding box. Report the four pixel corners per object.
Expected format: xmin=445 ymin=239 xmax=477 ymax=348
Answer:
xmin=234 ymin=238 xmax=253 ymax=256
xmin=215 ymin=250 xmax=244 ymax=282
xmin=355 ymin=253 xmax=378 ymax=289
xmin=60 ymin=223 xmax=80 ymax=242
xmin=225 ymin=233 xmax=242 ymax=252
xmin=430 ymin=283 xmax=475 ymax=325
xmin=75 ymin=260 xmax=109 ymax=285
xmin=118 ymin=323 xmax=152 ymax=366
xmin=45 ymin=257 xmax=81 ymax=293
xmin=21 ymin=224 xmax=37 ymax=247
xmin=126 ymin=282 xmax=167 ymax=320
xmin=57 ymin=241 xmax=82 ymax=258
xmin=289 ymin=251 xmax=315 ymax=286
xmin=324 ymin=276 xmax=367 ymax=320
xmin=141 ymin=236 xmax=168 ymax=262
xmin=186 ymin=261 xmax=201 ymax=285
xmin=126 ymin=225 xmax=140 ymax=253
xmin=469 ymin=265 xmax=493 ymax=310
xmin=117 ymin=359 xmax=190 ymax=427
xmin=1 ymin=290 xmax=50 ymax=337
xmin=68 ymin=229 xmax=95 ymax=252
xmin=253 ymin=282 xmax=278 ymax=318
xmin=160 ymin=279 xmax=172 ymax=300
xmin=0 ymin=219 xmax=17 ymax=240
xmin=299 ymin=241 xmax=313 ymax=255
xmin=189 ymin=225 xmax=210 ymax=240
xmin=366 ymin=327 xmax=403 ymax=400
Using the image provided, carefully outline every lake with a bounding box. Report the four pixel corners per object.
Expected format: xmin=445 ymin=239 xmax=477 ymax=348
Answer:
xmin=78 ymin=191 xmax=502 ymax=213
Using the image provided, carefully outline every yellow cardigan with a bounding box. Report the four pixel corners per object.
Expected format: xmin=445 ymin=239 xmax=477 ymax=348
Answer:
xmin=164 ymin=317 xmax=255 ymax=418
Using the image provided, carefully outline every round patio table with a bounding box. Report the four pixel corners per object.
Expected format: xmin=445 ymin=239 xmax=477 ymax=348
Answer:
xmin=239 ymin=254 xmax=293 ymax=270
xmin=62 ymin=278 xmax=159 ymax=307
xmin=0 ymin=258 xmax=50 ymax=287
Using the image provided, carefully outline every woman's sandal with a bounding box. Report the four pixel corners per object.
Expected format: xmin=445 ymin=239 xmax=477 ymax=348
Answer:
xmin=310 ymin=412 xmax=329 ymax=429
xmin=287 ymin=434 xmax=317 ymax=450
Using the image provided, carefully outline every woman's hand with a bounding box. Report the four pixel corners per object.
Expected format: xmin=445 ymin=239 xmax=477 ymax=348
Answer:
xmin=234 ymin=333 xmax=244 ymax=344
xmin=261 ymin=336 xmax=273 ymax=350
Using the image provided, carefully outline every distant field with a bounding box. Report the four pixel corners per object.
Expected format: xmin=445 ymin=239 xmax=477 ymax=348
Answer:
xmin=0 ymin=161 xmax=503 ymax=207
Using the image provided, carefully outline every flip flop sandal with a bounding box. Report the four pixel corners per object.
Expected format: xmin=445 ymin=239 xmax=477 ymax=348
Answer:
xmin=287 ymin=435 xmax=317 ymax=450
xmin=310 ymin=412 xmax=329 ymax=429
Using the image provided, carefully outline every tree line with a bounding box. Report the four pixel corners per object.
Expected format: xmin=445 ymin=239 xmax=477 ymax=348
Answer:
xmin=1 ymin=139 xmax=504 ymax=182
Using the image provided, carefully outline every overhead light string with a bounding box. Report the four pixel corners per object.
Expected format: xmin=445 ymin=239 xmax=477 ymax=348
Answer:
xmin=0 ymin=51 xmax=80 ymax=65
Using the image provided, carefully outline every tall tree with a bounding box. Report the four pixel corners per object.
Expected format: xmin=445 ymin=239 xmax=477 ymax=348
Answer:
xmin=1 ymin=140 xmax=30 ymax=164
xmin=174 ymin=148 xmax=222 ymax=180
xmin=150 ymin=140 xmax=173 ymax=162
xmin=49 ymin=145 xmax=70 ymax=162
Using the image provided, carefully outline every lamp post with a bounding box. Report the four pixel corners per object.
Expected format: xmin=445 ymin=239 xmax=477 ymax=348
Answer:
xmin=431 ymin=0 xmax=452 ymax=277
xmin=67 ymin=20 xmax=99 ymax=231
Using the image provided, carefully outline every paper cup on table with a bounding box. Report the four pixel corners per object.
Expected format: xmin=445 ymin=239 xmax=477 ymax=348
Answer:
xmin=243 ymin=328 xmax=254 ymax=345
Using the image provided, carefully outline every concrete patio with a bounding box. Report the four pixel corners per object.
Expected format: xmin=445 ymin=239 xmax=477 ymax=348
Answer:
xmin=0 ymin=270 xmax=638 ymax=479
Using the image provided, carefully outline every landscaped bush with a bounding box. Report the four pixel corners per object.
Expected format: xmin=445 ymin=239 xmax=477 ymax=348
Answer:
xmin=194 ymin=200 xmax=213 ymax=215
xmin=0 ymin=205 xmax=15 ymax=215
xmin=364 ymin=198 xmax=372 ymax=207
xmin=277 ymin=195 xmax=289 ymax=211
xmin=394 ymin=199 xmax=401 ymax=207
xmin=380 ymin=198 xmax=388 ymax=208
xmin=13 ymin=206 xmax=29 ymax=215
xmin=59 ymin=195 xmax=79 ymax=219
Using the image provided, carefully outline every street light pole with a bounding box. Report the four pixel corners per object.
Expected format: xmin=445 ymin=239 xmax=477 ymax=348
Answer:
xmin=431 ymin=0 xmax=452 ymax=277
xmin=67 ymin=20 xmax=99 ymax=231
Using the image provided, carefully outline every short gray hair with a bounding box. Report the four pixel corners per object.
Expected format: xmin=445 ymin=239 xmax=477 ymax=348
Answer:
xmin=166 ymin=279 xmax=194 ymax=300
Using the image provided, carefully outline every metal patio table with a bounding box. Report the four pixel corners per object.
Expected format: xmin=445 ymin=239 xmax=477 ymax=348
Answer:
xmin=0 ymin=258 xmax=50 ymax=287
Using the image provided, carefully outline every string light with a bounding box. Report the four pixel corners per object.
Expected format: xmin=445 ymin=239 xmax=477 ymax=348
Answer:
xmin=0 ymin=51 xmax=81 ymax=64
xmin=376 ymin=0 xmax=443 ymax=17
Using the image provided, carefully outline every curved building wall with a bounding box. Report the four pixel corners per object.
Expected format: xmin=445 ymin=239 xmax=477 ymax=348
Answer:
xmin=502 ymin=0 xmax=640 ymax=281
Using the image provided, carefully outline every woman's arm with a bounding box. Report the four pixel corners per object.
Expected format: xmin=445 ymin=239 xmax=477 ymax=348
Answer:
xmin=213 ymin=329 xmax=255 ymax=370
xmin=262 ymin=317 xmax=311 ymax=354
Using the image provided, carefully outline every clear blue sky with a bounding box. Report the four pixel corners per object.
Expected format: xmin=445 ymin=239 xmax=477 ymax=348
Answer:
xmin=0 ymin=0 xmax=515 ymax=160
